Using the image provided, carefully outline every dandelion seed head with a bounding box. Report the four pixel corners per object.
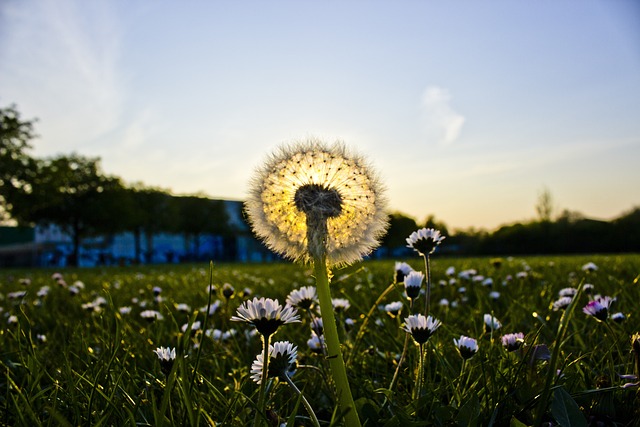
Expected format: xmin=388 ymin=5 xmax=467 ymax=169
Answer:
xmin=245 ymin=138 xmax=388 ymax=266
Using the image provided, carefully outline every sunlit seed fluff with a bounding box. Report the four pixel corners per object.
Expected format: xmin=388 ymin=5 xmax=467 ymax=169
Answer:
xmin=245 ymin=138 xmax=389 ymax=266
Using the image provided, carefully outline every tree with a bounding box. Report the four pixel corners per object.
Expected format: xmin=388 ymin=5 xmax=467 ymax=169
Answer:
xmin=422 ymin=214 xmax=450 ymax=237
xmin=174 ymin=195 xmax=229 ymax=261
xmin=380 ymin=212 xmax=418 ymax=254
xmin=25 ymin=154 xmax=126 ymax=266
xmin=0 ymin=104 xmax=38 ymax=223
xmin=124 ymin=185 xmax=177 ymax=263
xmin=535 ymin=186 xmax=554 ymax=222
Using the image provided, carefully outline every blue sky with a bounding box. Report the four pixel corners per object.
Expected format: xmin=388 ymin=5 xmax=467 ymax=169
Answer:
xmin=1 ymin=0 xmax=639 ymax=231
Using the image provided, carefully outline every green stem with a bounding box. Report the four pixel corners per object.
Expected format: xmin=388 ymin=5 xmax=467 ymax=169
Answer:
xmin=413 ymin=343 xmax=426 ymax=400
xmin=390 ymin=333 xmax=411 ymax=392
xmin=348 ymin=281 xmax=396 ymax=366
xmin=390 ymin=299 xmax=413 ymax=391
xmin=533 ymin=280 xmax=584 ymax=427
xmin=313 ymin=253 xmax=362 ymax=427
xmin=283 ymin=374 xmax=321 ymax=427
xmin=189 ymin=261 xmax=214 ymax=395
xmin=254 ymin=334 xmax=271 ymax=427
xmin=423 ymin=255 xmax=431 ymax=317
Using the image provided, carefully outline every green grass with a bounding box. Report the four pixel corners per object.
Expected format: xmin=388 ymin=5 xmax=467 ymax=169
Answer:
xmin=1 ymin=254 xmax=639 ymax=426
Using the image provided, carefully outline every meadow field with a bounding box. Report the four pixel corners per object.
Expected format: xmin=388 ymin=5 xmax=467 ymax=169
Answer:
xmin=1 ymin=254 xmax=639 ymax=426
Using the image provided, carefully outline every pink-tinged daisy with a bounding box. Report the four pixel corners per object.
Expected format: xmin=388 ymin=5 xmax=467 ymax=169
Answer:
xmin=581 ymin=262 xmax=598 ymax=272
xmin=558 ymin=287 xmax=577 ymax=298
xmin=406 ymin=228 xmax=445 ymax=256
xmin=582 ymin=296 xmax=614 ymax=322
xmin=402 ymin=314 xmax=441 ymax=344
xmin=501 ymin=332 xmax=525 ymax=351
xmin=552 ymin=296 xmax=573 ymax=311
xmin=454 ymin=335 xmax=478 ymax=359
xmin=231 ymin=297 xmax=300 ymax=337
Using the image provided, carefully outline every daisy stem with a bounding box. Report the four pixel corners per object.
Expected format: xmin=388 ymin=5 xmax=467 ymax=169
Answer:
xmin=390 ymin=299 xmax=413 ymax=391
xmin=283 ymin=374 xmax=321 ymax=427
xmin=313 ymin=253 xmax=362 ymax=427
xmin=604 ymin=321 xmax=623 ymax=367
xmin=254 ymin=333 xmax=271 ymax=427
xmin=455 ymin=359 xmax=467 ymax=406
xmin=423 ymin=254 xmax=432 ymax=318
xmin=413 ymin=342 xmax=426 ymax=400
xmin=390 ymin=332 xmax=410 ymax=391
xmin=348 ymin=281 xmax=396 ymax=366
xmin=533 ymin=280 xmax=584 ymax=427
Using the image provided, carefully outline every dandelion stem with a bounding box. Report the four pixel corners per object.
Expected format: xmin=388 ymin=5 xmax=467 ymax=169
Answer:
xmin=283 ymin=374 xmax=321 ymax=427
xmin=313 ymin=252 xmax=362 ymax=427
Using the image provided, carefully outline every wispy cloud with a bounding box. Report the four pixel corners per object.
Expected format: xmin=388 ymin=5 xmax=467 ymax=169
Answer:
xmin=0 ymin=0 xmax=124 ymax=154
xmin=420 ymin=86 xmax=465 ymax=145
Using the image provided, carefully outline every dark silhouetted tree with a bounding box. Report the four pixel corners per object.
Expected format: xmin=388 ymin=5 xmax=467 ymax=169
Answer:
xmin=26 ymin=154 xmax=125 ymax=266
xmin=0 ymin=104 xmax=38 ymax=223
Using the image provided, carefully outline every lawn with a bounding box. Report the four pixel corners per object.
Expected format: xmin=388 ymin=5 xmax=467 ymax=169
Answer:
xmin=1 ymin=254 xmax=639 ymax=426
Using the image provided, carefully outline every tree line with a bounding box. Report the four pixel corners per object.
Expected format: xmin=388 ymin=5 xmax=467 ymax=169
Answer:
xmin=1 ymin=104 xmax=234 ymax=266
xmin=2 ymin=104 xmax=638 ymax=265
xmin=379 ymin=206 xmax=640 ymax=257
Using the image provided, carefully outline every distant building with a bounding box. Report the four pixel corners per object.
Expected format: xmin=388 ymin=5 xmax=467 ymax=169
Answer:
xmin=0 ymin=200 xmax=277 ymax=268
